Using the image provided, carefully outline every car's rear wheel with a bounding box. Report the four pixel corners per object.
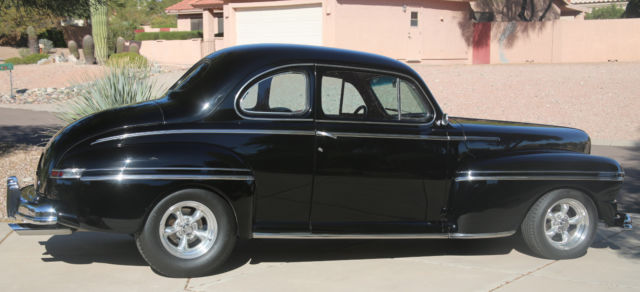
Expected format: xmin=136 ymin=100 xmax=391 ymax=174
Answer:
xmin=521 ymin=189 xmax=597 ymax=259
xmin=135 ymin=189 xmax=236 ymax=277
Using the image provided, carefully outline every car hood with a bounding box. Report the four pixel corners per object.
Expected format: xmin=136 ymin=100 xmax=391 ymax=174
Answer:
xmin=37 ymin=101 xmax=164 ymax=193
xmin=450 ymin=117 xmax=591 ymax=155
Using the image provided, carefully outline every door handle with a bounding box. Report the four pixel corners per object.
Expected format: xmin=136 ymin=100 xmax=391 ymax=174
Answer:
xmin=316 ymin=131 xmax=338 ymax=139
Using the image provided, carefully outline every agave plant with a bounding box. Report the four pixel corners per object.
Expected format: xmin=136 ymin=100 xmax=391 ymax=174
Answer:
xmin=58 ymin=61 xmax=167 ymax=123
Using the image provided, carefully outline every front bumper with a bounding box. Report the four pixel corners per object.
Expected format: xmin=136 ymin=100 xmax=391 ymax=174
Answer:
xmin=6 ymin=176 xmax=73 ymax=235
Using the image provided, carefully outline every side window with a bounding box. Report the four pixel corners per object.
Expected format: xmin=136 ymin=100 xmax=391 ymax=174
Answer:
xmin=321 ymin=73 xmax=366 ymax=119
xmin=239 ymin=70 xmax=309 ymax=116
xmin=369 ymin=75 xmax=432 ymax=122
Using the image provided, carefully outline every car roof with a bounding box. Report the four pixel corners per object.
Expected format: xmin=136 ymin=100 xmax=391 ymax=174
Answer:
xmin=203 ymin=44 xmax=418 ymax=78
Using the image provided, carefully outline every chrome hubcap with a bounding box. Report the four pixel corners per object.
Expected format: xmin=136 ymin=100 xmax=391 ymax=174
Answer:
xmin=544 ymin=198 xmax=589 ymax=250
xmin=159 ymin=201 xmax=218 ymax=259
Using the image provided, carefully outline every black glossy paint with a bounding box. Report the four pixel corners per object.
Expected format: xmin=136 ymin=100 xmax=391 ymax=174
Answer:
xmin=33 ymin=44 xmax=625 ymax=238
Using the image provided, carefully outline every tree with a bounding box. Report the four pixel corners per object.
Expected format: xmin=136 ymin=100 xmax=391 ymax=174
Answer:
xmin=624 ymin=0 xmax=640 ymax=18
xmin=585 ymin=5 xmax=625 ymax=19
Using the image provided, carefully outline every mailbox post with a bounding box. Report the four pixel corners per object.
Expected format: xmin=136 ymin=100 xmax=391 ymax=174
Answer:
xmin=0 ymin=63 xmax=14 ymax=98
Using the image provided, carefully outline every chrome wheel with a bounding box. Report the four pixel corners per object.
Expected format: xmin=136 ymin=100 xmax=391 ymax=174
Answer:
xmin=159 ymin=201 xmax=218 ymax=259
xmin=544 ymin=198 xmax=590 ymax=250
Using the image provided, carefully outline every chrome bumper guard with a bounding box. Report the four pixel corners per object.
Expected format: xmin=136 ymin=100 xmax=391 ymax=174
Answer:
xmin=6 ymin=176 xmax=73 ymax=235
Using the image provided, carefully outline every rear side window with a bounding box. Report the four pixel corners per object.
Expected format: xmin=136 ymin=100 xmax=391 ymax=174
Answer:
xmin=239 ymin=70 xmax=310 ymax=116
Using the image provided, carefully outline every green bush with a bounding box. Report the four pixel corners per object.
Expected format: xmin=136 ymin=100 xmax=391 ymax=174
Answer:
xmin=107 ymin=52 xmax=148 ymax=68
xmin=58 ymin=64 xmax=167 ymax=123
xmin=586 ymin=4 xmax=625 ymax=19
xmin=134 ymin=32 xmax=159 ymax=41
xmin=18 ymin=48 xmax=32 ymax=58
xmin=134 ymin=31 xmax=202 ymax=41
xmin=5 ymin=53 xmax=49 ymax=65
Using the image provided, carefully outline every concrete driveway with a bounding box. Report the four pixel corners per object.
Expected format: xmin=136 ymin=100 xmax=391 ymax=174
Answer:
xmin=0 ymin=146 xmax=638 ymax=292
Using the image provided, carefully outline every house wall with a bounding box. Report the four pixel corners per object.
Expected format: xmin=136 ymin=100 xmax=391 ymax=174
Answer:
xmin=330 ymin=0 xmax=472 ymax=64
xmin=177 ymin=15 xmax=192 ymax=31
xmin=139 ymin=39 xmax=203 ymax=64
xmin=490 ymin=19 xmax=640 ymax=64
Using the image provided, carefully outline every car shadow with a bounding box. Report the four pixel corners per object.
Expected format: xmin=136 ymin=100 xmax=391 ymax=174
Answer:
xmin=40 ymin=224 xmax=638 ymax=277
xmin=41 ymin=232 xmax=527 ymax=273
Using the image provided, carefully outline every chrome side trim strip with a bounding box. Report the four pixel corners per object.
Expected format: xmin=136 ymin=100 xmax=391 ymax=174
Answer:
xmin=252 ymin=230 xmax=515 ymax=239
xmin=314 ymin=130 xmax=499 ymax=142
xmin=92 ymin=129 xmax=316 ymax=145
xmin=9 ymin=223 xmax=73 ymax=236
xmin=80 ymin=174 xmax=254 ymax=182
xmin=455 ymin=170 xmax=625 ymax=182
xmin=56 ymin=167 xmax=252 ymax=173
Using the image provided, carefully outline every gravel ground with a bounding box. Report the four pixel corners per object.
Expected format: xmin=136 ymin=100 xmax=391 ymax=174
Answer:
xmin=0 ymin=145 xmax=41 ymax=218
xmin=412 ymin=62 xmax=640 ymax=145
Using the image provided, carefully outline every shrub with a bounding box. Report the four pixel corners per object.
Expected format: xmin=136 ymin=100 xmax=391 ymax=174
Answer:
xmin=18 ymin=48 xmax=33 ymax=58
xmin=58 ymin=64 xmax=167 ymax=123
xmin=134 ymin=32 xmax=159 ymax=41
xmin=585 ymin=4 xmax=625 ymax=19
xmin=39 ymin=38 xmax=54 ymax=53
xmin=107 ymin=52 xmax=148 ymax=68
xmin=38 ymin=29 xmax=66 ymax=47
xmin=134 ymin=31 xmax=202 ymax=41
xmin=5 ymin=53 xmax=49 ymax=65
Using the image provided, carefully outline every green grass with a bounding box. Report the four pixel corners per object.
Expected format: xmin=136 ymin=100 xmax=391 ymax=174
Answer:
xmin=5 ymin=53 xmax=49 ymax=65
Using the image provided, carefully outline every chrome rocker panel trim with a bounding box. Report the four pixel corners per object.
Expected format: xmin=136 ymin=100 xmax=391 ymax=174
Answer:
xmin=252 ymin=230 xmax=516 ymax=240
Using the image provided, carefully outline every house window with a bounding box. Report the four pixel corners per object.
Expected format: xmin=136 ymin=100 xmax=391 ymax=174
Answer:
xmin=190 ymin=17 xmax=203 ymax=31
xmin=217 ymin=15 xmax=224 ymax=35
xmin=410 ymin=11 xmax=418 ymax=27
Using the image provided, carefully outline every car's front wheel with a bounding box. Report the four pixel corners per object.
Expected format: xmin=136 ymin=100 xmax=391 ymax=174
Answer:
xmin=521 ymin=189 xmax=597 ymax=259
xmin=135 ymin=189 xmax=236 ymax=277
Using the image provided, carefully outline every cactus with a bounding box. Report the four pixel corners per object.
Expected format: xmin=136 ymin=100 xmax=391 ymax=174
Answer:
xmin=129 ymin=43 xmax=139 ymax=54
xmin=68 ymin=40 xmax=79 ymax=59
xmin=116 ymin=37 xmax=125 ymax=53
xmin=90 ymin=0 xmax=108 ymax=64
xmin=27 ymin=26 xmax=38 ymax=54
xmin=83 ymin=35 xmax=96 ymax=64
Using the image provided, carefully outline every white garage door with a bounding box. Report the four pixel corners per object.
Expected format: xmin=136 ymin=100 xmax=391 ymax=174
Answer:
xmin=236 ymin=4 xmax=322 ymax=46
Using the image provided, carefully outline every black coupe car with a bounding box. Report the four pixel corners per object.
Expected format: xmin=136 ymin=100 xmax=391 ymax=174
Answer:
xmin=6 ymin=44 xmax=631 ymax=277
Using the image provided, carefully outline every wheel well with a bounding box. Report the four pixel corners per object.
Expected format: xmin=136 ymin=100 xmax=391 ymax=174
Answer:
xmin=139 ymin=185 xmax=240 ymax=236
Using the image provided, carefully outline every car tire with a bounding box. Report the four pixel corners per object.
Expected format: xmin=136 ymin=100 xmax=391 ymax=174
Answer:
xmin=521 ymin=189 xmax=597 ymax=259
xmin=135 ymin=189 xmax=236 ymax=277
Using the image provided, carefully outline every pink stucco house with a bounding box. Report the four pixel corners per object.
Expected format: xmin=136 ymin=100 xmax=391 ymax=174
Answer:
xmin=154 ymin=0 xmax=638 ymax=65
xmin=165 ymin=0 xmax=478 ymax=64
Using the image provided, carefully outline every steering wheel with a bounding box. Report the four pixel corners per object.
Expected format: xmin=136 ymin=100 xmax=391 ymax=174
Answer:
xmin=353 ymin=105 xmax=367 ymax=115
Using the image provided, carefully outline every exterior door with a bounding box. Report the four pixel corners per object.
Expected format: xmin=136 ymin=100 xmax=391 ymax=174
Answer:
xmin=407 ymin=10 xmax=422 ymax=61
xmin=235 ymin=4 xmax=322 ymax=45
xmin=310 ymin=66 xmax=449 ymax=234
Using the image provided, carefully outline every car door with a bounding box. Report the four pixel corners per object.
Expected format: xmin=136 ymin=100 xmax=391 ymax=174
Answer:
xmin=233 ymin=65 xmax=316 ymax=233
xmin=311 ymin=66 xmax=450 ymax=234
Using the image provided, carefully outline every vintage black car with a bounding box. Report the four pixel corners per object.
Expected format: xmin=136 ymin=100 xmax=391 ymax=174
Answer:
xmin=6 ymin=44 xmax=631 ymax=277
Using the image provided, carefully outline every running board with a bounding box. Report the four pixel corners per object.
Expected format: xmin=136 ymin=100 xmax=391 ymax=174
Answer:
xmin=252 ymin=231 xmax=516 ymax=239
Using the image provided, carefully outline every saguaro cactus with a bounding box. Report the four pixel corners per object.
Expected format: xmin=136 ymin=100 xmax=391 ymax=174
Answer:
xmin=27 ymin=26 xmax=38 ymax=54
xmin=129 ymin=43 xmax=139 ymax=54
xmin=83 ymin=35 xmax=96 ymax=64
xmin=116 ymin=37 xmax=125 ymax=53
xmin=68 ymin=40 xmax=79 ymax=59
xmin=90 ymin=0 xmax=108 ymax=64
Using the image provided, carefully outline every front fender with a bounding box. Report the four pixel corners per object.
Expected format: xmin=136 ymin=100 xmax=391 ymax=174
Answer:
xmin=449 ymin=152 xmax=624 ymax=233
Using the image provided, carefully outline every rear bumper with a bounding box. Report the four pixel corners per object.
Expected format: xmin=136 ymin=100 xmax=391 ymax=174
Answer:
xmin=6 ymin=176 xmax=73 ymax=235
